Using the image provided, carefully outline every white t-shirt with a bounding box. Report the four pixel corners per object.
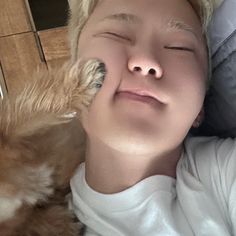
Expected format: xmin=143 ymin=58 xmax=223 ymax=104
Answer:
xmin=70 ymin=136 xmax=236 ymax=235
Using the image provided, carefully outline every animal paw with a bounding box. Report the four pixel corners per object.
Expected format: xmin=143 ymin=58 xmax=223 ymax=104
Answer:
xmin=67 ymin=59 xmax=106 ymax=109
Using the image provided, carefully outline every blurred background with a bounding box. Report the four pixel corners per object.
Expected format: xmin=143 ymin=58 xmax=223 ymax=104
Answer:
xmin=0 ymin=0 xmax=70 ymax=97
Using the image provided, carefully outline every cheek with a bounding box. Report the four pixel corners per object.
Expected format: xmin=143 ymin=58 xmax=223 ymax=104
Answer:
xmin=77 ymin=38 xmax=128 ymax=130
xmin=164 ymin=53 xmax=206 ymax=87
xmin=78 ymin=37 xmax=127 ymax=75
xmin=162 ymin=53 xmax=206 ymax=106
xmin=77 ymin=38 xmax=130 ymax=105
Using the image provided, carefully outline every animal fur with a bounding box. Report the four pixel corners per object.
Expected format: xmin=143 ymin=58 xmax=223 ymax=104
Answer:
xmin=0 ymin=59 xmax=105 ymax=236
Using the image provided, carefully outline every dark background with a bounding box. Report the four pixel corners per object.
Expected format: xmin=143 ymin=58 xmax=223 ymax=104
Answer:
xmin=28 ymin=0 xmax=69 ymax=30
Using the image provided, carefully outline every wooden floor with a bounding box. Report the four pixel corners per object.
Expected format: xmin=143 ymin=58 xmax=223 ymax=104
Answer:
xmin=0 ymin=0 xmax=70 ymax=97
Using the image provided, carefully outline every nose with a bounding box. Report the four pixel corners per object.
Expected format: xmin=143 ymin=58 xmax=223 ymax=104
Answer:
xmin=128 ymin=56 xmax=163 ymax=79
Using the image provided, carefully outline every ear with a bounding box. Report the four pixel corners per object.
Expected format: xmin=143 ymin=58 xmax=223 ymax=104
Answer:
xmin=192 ymin=107 xmax=205 ymax=128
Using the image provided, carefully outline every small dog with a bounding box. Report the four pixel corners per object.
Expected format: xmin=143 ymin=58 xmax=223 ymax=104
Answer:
xmin=0 ymin=59 xmax=106 ymax=236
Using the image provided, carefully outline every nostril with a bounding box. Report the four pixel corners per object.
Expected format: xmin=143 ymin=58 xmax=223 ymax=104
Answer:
xmin=149 ymin=69 xmax=156 ymax=75
xmin=133 ymin=67 xmax=156 ymax=75
xmin=134 ymin=67 xmax=141 ymax=72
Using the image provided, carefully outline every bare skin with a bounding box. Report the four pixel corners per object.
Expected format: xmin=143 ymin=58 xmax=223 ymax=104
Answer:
xmin=78 ymin=0 xmax=208 ymax=194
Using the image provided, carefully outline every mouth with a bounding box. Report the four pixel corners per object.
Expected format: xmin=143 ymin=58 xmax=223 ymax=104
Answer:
xmin=116 ymin=89 xmax=165 ymax=105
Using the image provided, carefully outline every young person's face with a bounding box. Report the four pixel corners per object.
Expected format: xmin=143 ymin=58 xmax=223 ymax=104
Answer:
xmin=78 ymin=0 xmax=208 ymax=155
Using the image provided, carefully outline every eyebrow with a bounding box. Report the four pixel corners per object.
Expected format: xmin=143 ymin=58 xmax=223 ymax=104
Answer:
xmin=101 ymin=13 xmax=142 ymax=25
xmin=101 ymin=13 xmax=200 ymax=41
xmin=167 ymin=19 xmax=200 ymax=41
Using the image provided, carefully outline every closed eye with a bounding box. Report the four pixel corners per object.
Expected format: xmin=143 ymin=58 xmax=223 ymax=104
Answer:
xmin=102 ymin=32 xmax=131 ymax=41
xmin=165 ymin=46 xmax=194 ymax=52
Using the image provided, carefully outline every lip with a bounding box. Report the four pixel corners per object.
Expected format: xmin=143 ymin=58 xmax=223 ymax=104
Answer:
xmin=116 ymin=89 xmax=165 ymax=105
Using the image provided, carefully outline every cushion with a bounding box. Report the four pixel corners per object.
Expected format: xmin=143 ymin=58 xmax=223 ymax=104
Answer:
xmin=191 ymin=0 xmax=236 ymax=138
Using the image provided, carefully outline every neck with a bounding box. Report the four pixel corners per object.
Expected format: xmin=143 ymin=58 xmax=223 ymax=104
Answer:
xmin=85 ymin=136 xmax=183 ymax=194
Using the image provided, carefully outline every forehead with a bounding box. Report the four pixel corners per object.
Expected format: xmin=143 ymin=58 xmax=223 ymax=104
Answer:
xmin=95 ymin=0 xmax=202 ymax=29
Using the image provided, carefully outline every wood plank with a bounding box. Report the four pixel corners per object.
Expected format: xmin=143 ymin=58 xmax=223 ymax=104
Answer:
xmin=0 ymin=64 xmax=8 ymax=98
xmin=47 ymin=58 xmax=69 ymax=71
xmin=0 ymin=0 xmax=32 ymax=37
xmin=0 ymin=32 xmax=46 ymax=95
xmin=38 ymin=26 xmax=70 ymax=62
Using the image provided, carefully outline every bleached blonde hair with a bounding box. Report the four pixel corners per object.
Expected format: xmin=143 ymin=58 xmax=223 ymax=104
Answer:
xmin=68 ymin=0 xmax=98 ymax=62
xmin=67 ymin=0 xmax=222 ymax=86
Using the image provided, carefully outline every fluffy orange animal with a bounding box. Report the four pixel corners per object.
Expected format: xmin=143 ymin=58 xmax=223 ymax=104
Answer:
xmin=0 ymin=59 xmax=105 ymax=236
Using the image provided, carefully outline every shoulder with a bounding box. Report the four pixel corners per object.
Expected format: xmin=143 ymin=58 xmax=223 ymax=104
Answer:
xmin=179 ymin=135 xmax=236 ymax=193
xmin=183 ymin=135 xmax=236 ymax=169
xmin=183 ymin=135 xmax=236 ymax=163
xmin=177 ymin=135 xmax=236 ymax=228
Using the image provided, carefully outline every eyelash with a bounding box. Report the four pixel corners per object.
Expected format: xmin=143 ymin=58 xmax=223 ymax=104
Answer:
xmin=165 ymin=46 xmax=194 ymax=52
xmin=103 ymin=32 xmax=131 ymax=41
xmin=101 ymin=32 xmax=194 ymax=52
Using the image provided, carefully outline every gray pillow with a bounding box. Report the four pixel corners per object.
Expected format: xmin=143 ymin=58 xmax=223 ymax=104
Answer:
xmin=191 ymin=0 xmax=236 ymax=138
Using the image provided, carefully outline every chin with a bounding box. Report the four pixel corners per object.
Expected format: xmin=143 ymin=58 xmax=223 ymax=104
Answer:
xmin=98 ymin=129 xmax=158 ymax=155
